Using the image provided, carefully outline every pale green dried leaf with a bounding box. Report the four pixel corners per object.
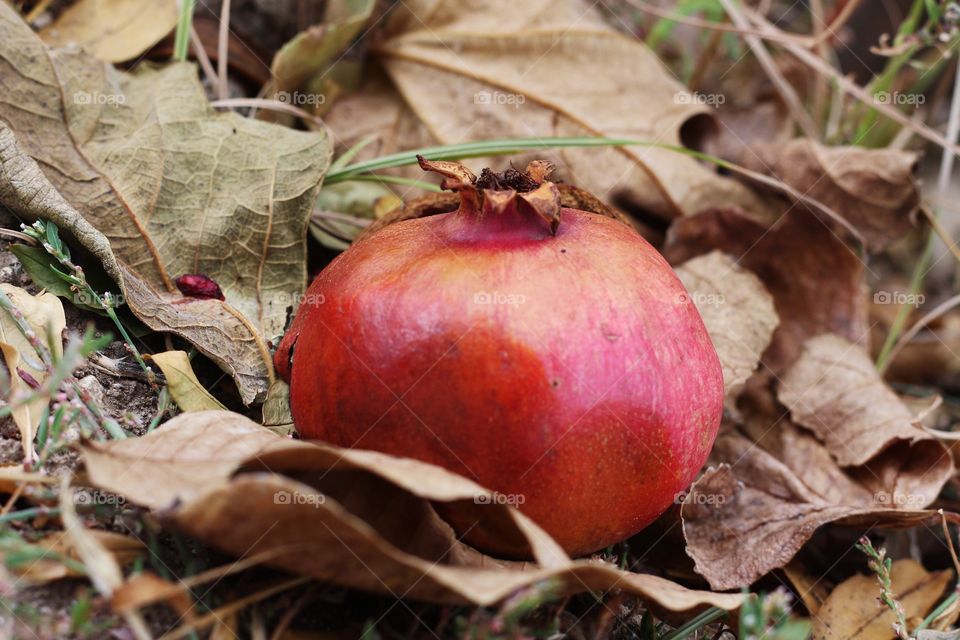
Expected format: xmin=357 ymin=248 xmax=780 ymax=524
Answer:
xmin=0 ymin=284 xmax=65 ymax=463
xmin=39 ymin=0 xmax=178 ymax=63
xmin=150 ymin=351 xmax=226 ymax=413
xmin=0 ymin=5 xmax=332 ymax=403
xmin=271 ymin=0 xmax=376 ymax=109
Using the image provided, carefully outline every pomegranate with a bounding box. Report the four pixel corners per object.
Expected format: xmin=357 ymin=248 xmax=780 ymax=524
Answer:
xmin=276 ymin=157 xmax=723 ymax=557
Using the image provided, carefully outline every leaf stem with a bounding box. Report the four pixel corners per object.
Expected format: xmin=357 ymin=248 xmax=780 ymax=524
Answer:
xmin=173 ymin=0 xmax=196 ymax=62
xmin=0 ymin=506 xmax=60 ymax=523
xmin=663 ymin=606 xmax=726 ymax=640
xmin=875 ymin=231 xmax=934 ymax=371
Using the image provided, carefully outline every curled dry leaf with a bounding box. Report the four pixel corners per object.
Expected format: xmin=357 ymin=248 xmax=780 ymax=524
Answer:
xmin=60 ymin=479 xmax=152 ymax=638
xmin=737 ymin=139 xmax=920 ymax=251
xmin=779 ymin=334 xmax=936 ymax=467
xmin=665 ymin=208 xmax=869 ymax=372
xmin=813 ymin=559 xmax=950 ymax=640
xmin=0 ymin=284 xmax=65 ymax=463
xmin=269 ymin=0 xmax=377 ymax=112
xmin=261 ymin=380 xmax=294 ymax=436
xmin=681 ymin=420 xmax=954 ymax=590
xmin=82 ymin=411 xmax=744 ymax=610
xmin=60 ymin=480 xmax=123 ymax=597
xmin=39 ymin=0 xmax=178 ymax=63
xmin=673 ymin=251 xmax=779 ymax=396
xmin=149 ymin=351 xmax=226 ymax=413
xmin=0 ymin=3 xmax=331 ymax=403
xmin=322 ymin=0 xmax=774 ymax=221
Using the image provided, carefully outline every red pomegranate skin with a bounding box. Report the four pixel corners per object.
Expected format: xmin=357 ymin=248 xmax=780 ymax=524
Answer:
xmin=277 ymin=169 xmax=723 ymax=557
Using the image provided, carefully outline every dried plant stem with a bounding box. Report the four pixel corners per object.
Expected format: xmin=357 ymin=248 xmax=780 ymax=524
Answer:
xmin=747 ymin=10 xmax=960 ymax=158
xmin=217 ymin=0 xmax=231 ymax=101
xmin=881 ymin=292 xmax=960 ymax=376
xmin=717 ymin=0 xmax=820 ymax=139
xmin=189 ymin=27 xmax=219 ymax=89
xmin=875 ymin=233 xmax=933 ymax=372
xmin=210 ymin=98 xmax=325 ymax=129
xmin=877 ymin=54 xmax=960 ymax=372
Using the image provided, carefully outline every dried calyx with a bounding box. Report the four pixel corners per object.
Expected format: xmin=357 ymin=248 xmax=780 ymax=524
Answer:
xmin=416 ymin=155 xmax=562 ymax=234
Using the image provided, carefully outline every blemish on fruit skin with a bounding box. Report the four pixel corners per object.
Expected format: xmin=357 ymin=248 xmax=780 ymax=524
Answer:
xmin=600 ymin=323 xmax=621 ymax=342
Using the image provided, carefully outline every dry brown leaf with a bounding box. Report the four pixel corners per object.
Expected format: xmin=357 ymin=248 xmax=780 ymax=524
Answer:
xmin=674 ymin=251 xmax=779 ymax=396
xmin=261 ymin=380 xmax=294 ymax=436
xmin=83 ymin=411 xmax=743 ymax=610
xmin=112 ymin=572 xmax=194 ymax=619
xmin=150 ymin=351 xmax=226 ymax=413
xmin=322 ymin=0 xmax=774 ymax=221
xmin=784 ymin=559 xmax=829 ymax=616
xmin=39 ymin=0 xmax=178 ymax=63
xmin=779 ymin=334 xmax=934 ymax=467
xmin=0 ymin=284 xmax=65 ymax=463
xmin=0 ymin=4 xmax=331 ymax=403
xmin=270 ymin=0 xmax=376 ymax=107
xmin=738 ymin=139 xmax=920 ymax=251
xmin=60 ymin=479 xmax=153 ymax=638
xmin=681 ymin=424 xmax=954 ymax=590
xmin=664 ymin=208 xmax=868 ymax=372
xmin=60 ymin=479 xmax=123 ymax=596
xmin=813 ymin=559 xmax=950 ymax=640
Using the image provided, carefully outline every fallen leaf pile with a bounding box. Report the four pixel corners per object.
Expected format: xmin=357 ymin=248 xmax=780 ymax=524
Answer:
xmin=81 ymin=411 xmax=744 ymax=611
xmin=0 ymin=0 xmax=956 ymax=634
xmin=0 ymin=2 xmax=331 ymax=404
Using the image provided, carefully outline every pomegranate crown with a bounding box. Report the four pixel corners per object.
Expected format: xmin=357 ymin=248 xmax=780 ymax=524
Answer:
xmin=416 ymin=155 xmax=562 ymax=235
